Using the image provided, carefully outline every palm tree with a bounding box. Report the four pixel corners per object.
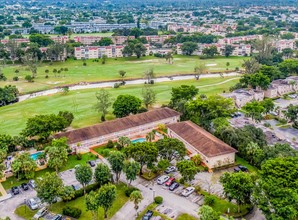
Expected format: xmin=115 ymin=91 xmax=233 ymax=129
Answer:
xmin=146 ymin=131 xmax=155 ymax=142
xmin=118 ymin=136 xmax=131 ymax=148
xmin=130 ymin=190 xmax=143 ymax=215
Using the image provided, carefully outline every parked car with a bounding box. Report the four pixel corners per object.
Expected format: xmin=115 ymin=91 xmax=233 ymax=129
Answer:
xmin=28 ymin=180 xmax=36 ymax=188
xmin=51 ymin=214 xmax=63 ymax=220
xmin=165 ymin=166 xmax=176 ymax=174
xmin=142 ymin=210 xmax=154 ymax=220
xmin=157 ymin=175 xmax=170 ymax=185
xmin=11 ymin=186 xmax=19 ymax=195
xmin=21 ymin=183 xmax=29 ymax=191
xmin=234 ymin=165 xmax=248 ymax=172
xmin=33 ymin=207 xmax=48 ymax=219
xmin=181 ymin=187 xmax=195 ymax=197
xmin=88 ymin=160 xmax=96 ymax=167
xmin=169 ymin=182 xmax=180 ymax=191
xmin=165 ymin=177 xmax=175 ymax=187
xmin=27 ymin=198 xmax=40 ymax=210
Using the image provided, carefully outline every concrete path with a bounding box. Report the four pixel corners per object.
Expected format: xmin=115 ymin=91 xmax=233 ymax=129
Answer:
xmin=19 ymin=72 xmax=240 ymax=102
xmin=0 ymin=182 xmax=7 ymax=196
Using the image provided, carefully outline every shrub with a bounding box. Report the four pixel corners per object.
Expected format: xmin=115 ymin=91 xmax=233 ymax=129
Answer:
xmin=194 ymin=185 xmax=201 ymax=193
xmin=203 ymin=166 xmax=209 ymax=172
xmin=76 ymin=153 xmax=82 ymax=160
xmin=13 ymin=76 xmax=19 ymax=81
xmin=106 ymin=140 xmax=114 ymax=148
xmin=115 ymin=143 xmax=123 ymax=151
xmin=138 ymin=107 xmax=148 ymax=113
xmin=25 ymin=75 xmax=34 ymax=82
xmin=83 ymin=62 xmax=87 ymax=66
xmin=45 ymin=75 xmax=49 ymax=78
xmin=62 ymin=206 xmax=82 ymax=218
xmin=15 ymin=69 xmax=19 ymax=73
xmin=114 ymin=83 xmax=120 ymax=88
xmin=154 ymin=196 xmax=163 ymax=204
xmin=101 ymin=149 xmax=111 ymax=157
xmin=204 ymin=195 xmax=216 ymax=206
xmin=74 ymin=183 xmax=100 ymax=198
xmin=263 ymin=122 xmax=271 ymax=128
xmin=125 ymin=187 xmax=139 ymax=197
xmin=235 ymin=67 xmax=240 ymax=71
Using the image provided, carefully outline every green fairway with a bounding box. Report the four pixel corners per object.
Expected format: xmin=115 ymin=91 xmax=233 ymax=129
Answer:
xmin=0 ymin=77 xmax=239 ymax=136
xmin=0 ymin=55 xmax=245 ymax=94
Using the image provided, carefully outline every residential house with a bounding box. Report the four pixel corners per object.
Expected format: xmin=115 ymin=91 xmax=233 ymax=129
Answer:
xmin=222 ymin=89 xmax=264 ymax=108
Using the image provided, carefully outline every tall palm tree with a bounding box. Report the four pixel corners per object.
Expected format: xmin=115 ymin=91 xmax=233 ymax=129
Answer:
xmin=130 ymin=190 xmax=143 ymax=215
xmin=146 ymin=131 xmax=155 ymax=142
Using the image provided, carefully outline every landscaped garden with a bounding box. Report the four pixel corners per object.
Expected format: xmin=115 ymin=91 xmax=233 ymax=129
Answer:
xmin=0 ymin=55 xmax=245 ymax=94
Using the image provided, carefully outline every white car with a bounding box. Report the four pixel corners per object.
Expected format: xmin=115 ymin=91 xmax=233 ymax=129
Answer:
xmin=27 ymin=198 xmax=40 ymax=210
xmin=181 ymin=187 xmax=195 ymax=197
xmin=157 ymin=175 xmax=170 ymax=185
xmin=33 ymin=207 xmax=48 ymax=219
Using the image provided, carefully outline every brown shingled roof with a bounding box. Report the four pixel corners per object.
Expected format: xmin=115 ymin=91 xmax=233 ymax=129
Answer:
xmin=167 ymin=121 xmax=237 ymax=157
xmin=54 ymin=107 xmax=180 ymax=144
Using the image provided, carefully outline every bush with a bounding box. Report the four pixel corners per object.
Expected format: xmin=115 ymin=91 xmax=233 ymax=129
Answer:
xmin=74 ymin=183 xmax=100 ymax=198
xmin=203 ymin=166 xmax=209 ymax=172
xmin=106 ymin=140 xmax=114 ymax=148
xmin=13 ymin=76 xmax=19 ymax=81
xmin=138 ymin=107 xmax=148 ymax=113
xmin=83 ymin=62 xmax=87 ymax=66
xmin=263 ymin=122 xmax=271 ymax=128
xmin=115 ymin=143 xmax=123 ymax=151
xmin=62 ymin=206 xmax=82 ymax=218
xmin=125 ymin=187 xmax=139 ymax=197
xmin=204 ymin=195 xmax=216 ymax=206
xmin=235 ymin=67 xmax=240 ymax=71
xmin=154 ymin=196 xmax=163 ymax=204
xmin=45 ymin=75 xmax=49 ymax=78
xmin=15 ymin=69 xmax=19 ymax=73
xmin=101 ymin=149 xmax=111 ymax=157
xmin=76 ymin=153 xmax=82 ymax=160
xmin=114 ymin=83 xmax=120 ymax=88
xmin=25 ymin=75 xmax=34 ymax=82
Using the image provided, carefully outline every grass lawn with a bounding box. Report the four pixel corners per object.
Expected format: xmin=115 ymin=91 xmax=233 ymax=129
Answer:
xmin=176 ymin=213 xmax=198 ymax=220
xmin=235 ymin=156 xmax=259 ymax=173
xmin=0 ymin=55 xmax=245 ymax=94
xmin=136 ymin=203 xmax=171 ymax=220
xmin=1 ymin=153 xmax=95 ymax=190
xmin=15 ymin=183 xmax=128 ymax=220
xmin=200 ymin=191 xmax=251 ymax=217
xmin=0 ymin=76 xmax=239 ymax=136
xmin=15 ymin=205 xmax=37 ymax=219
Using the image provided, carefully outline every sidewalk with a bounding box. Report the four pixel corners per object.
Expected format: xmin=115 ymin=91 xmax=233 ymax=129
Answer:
xmin=0 ymin=182 xmax=7 ymax=197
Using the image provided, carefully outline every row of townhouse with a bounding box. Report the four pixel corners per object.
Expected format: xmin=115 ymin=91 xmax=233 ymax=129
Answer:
xmin=218 ymin=35 xmax=262 ymax=44
xmin=167 ymin=23 xmax=237 ymax=33
xmin=275 ymin=39 xmax=296 ymax=52
xmin=0 ymin=36 xmax=68 ymax=46
xmin=74 ymin=44 xmax=150 ymax=59
xmin=280 ymin=31 xmax=298 ymax=39
xmin=222 ymin=76 xmax=298 ymax=108
xmin=176 ymin=43 xmax=252 ymax=56
xmin=73 ymin=35 xmax=135 ymax=45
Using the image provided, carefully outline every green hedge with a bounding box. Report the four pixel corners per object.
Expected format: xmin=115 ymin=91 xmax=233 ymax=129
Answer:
xmin=74 ymin=183 xmax=100 ymax=198
xmin=62 ymin=206 xmax=82 ymax=218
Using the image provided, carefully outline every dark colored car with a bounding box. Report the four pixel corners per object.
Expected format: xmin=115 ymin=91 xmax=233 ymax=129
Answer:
xmin=88 ymin=160 xmax=96 ymax=167
xmin=165 ymin=177 xmax=175 ymax=187
xmin=234 ymin=165 xmax=248 ymax=172
xmin=51 ymin=214 xmax=62 ymax=220
xmin=28 ymin=180 xmax=36 ymax=188
xmin=142 ymin=210 xmax=153 ymax=220
xmin=11 ymin=186 xmax=20 ymax=195
xmin=21 ymin=183 xmax=29 ymax=191
xmin=169 ymin=182 xmax=180 ymax=191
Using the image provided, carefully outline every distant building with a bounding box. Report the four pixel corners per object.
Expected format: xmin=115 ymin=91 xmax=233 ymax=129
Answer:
xmin=222 ymin=89 xmax=264 ymax=108
xmin=167 ymin=121 xmax=237 ymax=169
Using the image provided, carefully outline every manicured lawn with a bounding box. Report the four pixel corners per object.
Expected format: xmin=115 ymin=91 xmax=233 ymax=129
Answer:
xmin=1 ymin=153 xmax=95 ymax=190
xmin=15 ymin=205 xmax=37 ymax=219
xmin=15 ymin=183 xmax=128 ymax=220
xmin=235 ymin=156 xmax=259 ymax=173
xmin=136 ymin=203 xmax=171 ymax=220
xmin=0 ymin=76 xmax=239 ymax=136
xmin=0 ymin=55 xmax=245 ymax=94
xmin=176 ymin=213 xmax=198 ymax=220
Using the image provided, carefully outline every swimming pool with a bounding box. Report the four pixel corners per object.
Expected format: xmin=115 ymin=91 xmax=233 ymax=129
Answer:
xmin=30 ymin=152 xmax=42 ymax=161
xmin=131 ymin=138 xmax=146 ymax=143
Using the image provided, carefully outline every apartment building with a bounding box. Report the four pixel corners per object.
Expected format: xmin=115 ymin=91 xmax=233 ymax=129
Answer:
xmin=50 ymin=36 xmax=69 ymax=44
xmin=0 ymin=38 xmax=30 ymax=46
xmin=74 ymin=45 xmax=124 ymax=59
xmin=222 ymin=89 xmax=264 ymax=108
xmin=73 ymin=36 xmax=134 ymax=45
xmin=218 ymin=35 xmax=262 ymax=44
xmin=275 ymin=40 xmax=295 ymax=53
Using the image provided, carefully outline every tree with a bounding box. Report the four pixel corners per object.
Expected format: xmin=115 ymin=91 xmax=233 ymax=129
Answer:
xmin=61 ymin=186 xmax=75 ymax=202
xmin=146 ymin=131 xmax=155 ymax=142
xmin=117 ymin=136 xmax=131 ymax=148
xmin=199 ymin=205 xmax=221 ymax=220
xmin=123 ymin=161 xmax=141 ymax=185
xmin=29 ymin=34 xmax=53 ymax=47
xmin=94 ymin=89 xmax=113 ymax=121
xmin=243 ymin=101 xmax=265 ymax=122
xmin=194 ymin=63 xmax=207 ymax=80
xmin=22 ymin=114 xmax=68 ymax=140
xmin=22 ymin=53 xmax=39 ymax=77
xmin=112 ymin=95 xmax=142 ymax=118
xmin=119 ymin=70 xmax=126 ymax=83
xmin=165 ymin=52 xmax=173 ymax=64
xmin=223 ymin=45 xmax=235 ymax=57
xmin=85 ymin=191 xmax=99 ymax=220
xmin=102 ymin=55 xmax=108 ymax=64
xmin=157 ymin=159 xmax=170 ymax=172
xmin=134 ymin=43 xmax=147 ymax=58
xmin=11 ymin=152 xmax=37 ymax=180
xmin=95 ymin=37 xmax=113 ymax=46
xmin=220 ymin=172 xmax=254 ymax=213
xmin=202 ymin=46 xmax=219 ymax=57
xmin=0 ymin=134 xmax=15 ymax=153
xmin=75 ymin=165 xmax=93 ymax=194
xmin=142 ymin=85 xmax=156 ymax=108
xmin=253 ymin=36 xmax=275 ymax=65
xmin=177 ymin=160 xmax=197 ymax=182
xmin=108 ymin=151 xmax=125 ymax=183
xmin=260 ymin=99 xmax=274 ymax=114
xmin=192 ymin=154 xmax=202 ymax=167
xmin=94 ymin=163 xmax=112 ymax=186
xmin=124 ymin=142 xmax=158 ymax=175
xmin=282 ymin=48 xmax=294 ymax=59
xmin=0 ymin=149 xmax=7 ymax=179
xmin=47 ymin=43 xmax=65 ymax=62
xmin=36 ymin=172 xmax=64 ymax=206
xmin=253 ymin=157 xmax=298 ymax=220
xmin=156 ymin=138 xmax=186 ymax=161
xmin=46 ymin=138 xmax=69 ymax=173
xmin=285 ymin=104 xmax=298 ymax=122
xmin=130 ymin=190 xmax=143 ymax=213
xmin=259 ymin=65 xmax=282 ymax=81
xmin=242 ymin=58 xmax=260 ymax=74
xmin=54 ymin=26 xmax=68 ymax=35
xmin=144 ymin=68 xmax=155 ymax=84
xmin=239 ymin=72 xmax=270 ymax=89
xmin=97 ymin=183 xmax=117 ymax=219
xmin=181 ymin=42 xmax=198 ymax=55
xmin=58 ymin=111 xmax=74 ymax=127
